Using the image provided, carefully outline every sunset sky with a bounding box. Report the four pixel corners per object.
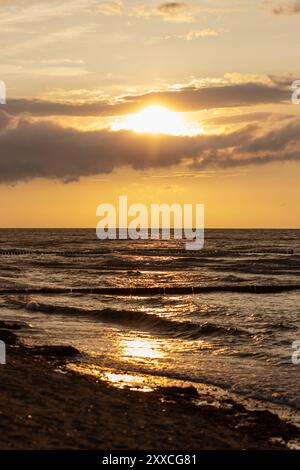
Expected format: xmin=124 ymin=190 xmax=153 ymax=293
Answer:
xmin=0 ymin=0 xmax=299 ymax=228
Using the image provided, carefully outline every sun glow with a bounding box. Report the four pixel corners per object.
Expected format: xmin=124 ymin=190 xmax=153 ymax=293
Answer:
xmin=111 ymin=105 xmax=202 ymax=136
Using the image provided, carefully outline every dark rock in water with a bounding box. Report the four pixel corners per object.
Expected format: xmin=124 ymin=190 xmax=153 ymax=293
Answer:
xmin=227 ymin=402 xmax=247 ymax=414
xmin=0 ymin=329 xmax=19 ymax=345
xmin=28 ymin=345 xmax=81 ymax=359
xmin=233 ymin=408 xmax=299 ymax=441
xmin=26 ymin=300 xmax=40 ymax=311
xmin=157 ymin=386 xmax=199 ymax=399
xmin=0 ymin=320 xmax=26 ymax=330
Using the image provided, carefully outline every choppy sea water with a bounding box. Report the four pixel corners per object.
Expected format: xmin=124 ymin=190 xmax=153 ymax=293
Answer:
xmin=0 ymin=229 xmax=299 ymax=411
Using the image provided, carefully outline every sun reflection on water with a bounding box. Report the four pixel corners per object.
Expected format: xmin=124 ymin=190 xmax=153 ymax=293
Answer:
xmin=66 ymin=336 xmax=169 ymax=391
xmin=102 ymin=372 xmax=153 ymax=392
xmin=66 ymin=363 xmax=154 ymax=392
xmin=120 ymin=338 xmax=165 ymax=363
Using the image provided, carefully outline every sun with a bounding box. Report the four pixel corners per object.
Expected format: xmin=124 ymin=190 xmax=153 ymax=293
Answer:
xmin=111 ymin=105 xmax=202 ymax=136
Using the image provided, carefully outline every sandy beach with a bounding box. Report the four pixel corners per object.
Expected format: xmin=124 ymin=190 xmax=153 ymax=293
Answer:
xmin=0 ymin=327 xmax=299 ymax=450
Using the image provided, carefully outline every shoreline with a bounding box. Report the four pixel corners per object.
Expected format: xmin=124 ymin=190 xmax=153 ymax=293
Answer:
xmin=0 ymin=334 xmax=299 ymax=450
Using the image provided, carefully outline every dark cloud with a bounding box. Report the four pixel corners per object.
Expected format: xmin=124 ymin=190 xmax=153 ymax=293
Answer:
xmin=130 ymin=1 xmax=193 ymax=22
xmin=123 ymin=83 xmax=289 ymax=112
xmin=157 ymin=2 xmax=188 ymax=14
xmin=203 ymin=112 xmax=282 ymax=125
xmin=156 ymin=2 xmax=193 ymax=22
xmin=271 ymin=0 xmax=300 ymax=14
xmin=0 ymin=117 xmax=203 ymax=183
xmin=242 ymin=121 xmax=300 ymax=153
xmin=268 ymin=74 xmax=298 ymax=86
xmin=5 ymin=82 xmax=290 ymax=117
xmin=0 ymin=112 xmax=299 ymax=184
xmin=0 ymin=111 xmax=10 ymax=130
xmin=193 ymin=149 xmax=300 ymax=170
xmin=5 ymin=98 xmax=122 ymax=117
xmin=192 ymin=119 xmax=300 ymax=170
xmin=158 ymin=2 xmax=187 ymax=10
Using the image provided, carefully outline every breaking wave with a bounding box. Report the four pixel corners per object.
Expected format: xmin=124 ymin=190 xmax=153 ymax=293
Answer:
xmin=7 ymin=297 xmax=249 ymax=340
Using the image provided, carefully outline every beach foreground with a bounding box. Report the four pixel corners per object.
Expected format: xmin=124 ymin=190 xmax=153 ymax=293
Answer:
xmin=0 ymin=334 xmax=299 ymax=450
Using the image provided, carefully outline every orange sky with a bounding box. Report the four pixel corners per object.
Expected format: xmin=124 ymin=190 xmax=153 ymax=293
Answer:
xmin=0 ymin=0 xmax=299 ymax=227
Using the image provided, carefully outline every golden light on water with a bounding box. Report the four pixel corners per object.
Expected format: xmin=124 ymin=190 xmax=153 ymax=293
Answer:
xmin=111 ymin=105 xmax=202 ymax=136
xmin=66 ymin=334 xmax=210 ymax=392
xmin=66 ymin=364 xmax=154 ymax=392
xmin=65 ymin=337 xmax=166 ymax=391
xmin=102 ymin=372 xmax=153 ymax=392
xmin=120 ymin=338 xmax=165 ymax=363
xmin=104 ymin=372 xmax=144 ymax=384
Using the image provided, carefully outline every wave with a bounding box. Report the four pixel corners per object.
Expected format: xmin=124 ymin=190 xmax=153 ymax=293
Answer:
xmin=0 ymin=246 xmax=296 ymax=258
xmin=264 ymin=322 xmax=297 ymax=331
xmin=6 ymin=297 xmax=249 ymax=340
xmin=1 ymin=284 xmax=300 ymax=296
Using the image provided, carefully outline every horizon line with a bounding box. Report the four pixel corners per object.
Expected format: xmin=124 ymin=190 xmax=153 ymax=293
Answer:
xmin=0 ymin=227 xmax=299 ymax=230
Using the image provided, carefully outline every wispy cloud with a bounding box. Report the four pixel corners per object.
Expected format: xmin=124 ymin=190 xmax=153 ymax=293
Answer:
xmin=0 ymin=0 xmax=97 ymax=25
xmin=1 ymin=59 xmax=89 ymax=77
xmin=183 ymin=28 xmax=218 ymax=39
xmin=268 ymin=0 xmax=300 ymax=14
xmin=130 ymin=1 xmax=195 ymax=23
xmin=97 ymin=1 xmax=123 ymax=16
xmin=144 ymin=28 xmax=219 ymax=44
xmin=2 ymin=24 xmax=95 ymax=56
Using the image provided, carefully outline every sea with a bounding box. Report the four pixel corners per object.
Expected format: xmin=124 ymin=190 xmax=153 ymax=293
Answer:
xmin=0 ymin=229 xmax=299 ymax=414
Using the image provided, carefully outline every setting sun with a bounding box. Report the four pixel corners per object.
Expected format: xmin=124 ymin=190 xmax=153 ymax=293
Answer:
xmin=111 ymin=105 xmax=201 ymax=136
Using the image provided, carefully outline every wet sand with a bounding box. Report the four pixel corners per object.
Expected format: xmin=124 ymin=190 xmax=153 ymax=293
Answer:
xmin=0 ymin=331 xmax=299 ymax=450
